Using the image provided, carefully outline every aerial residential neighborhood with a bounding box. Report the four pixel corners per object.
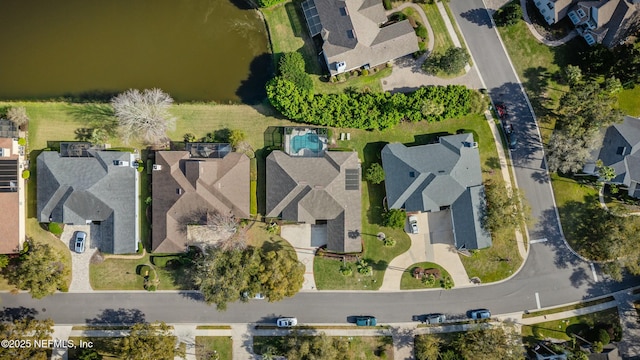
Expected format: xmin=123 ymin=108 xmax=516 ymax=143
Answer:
xmin=0 ymin=0 xmax=639 ymax=359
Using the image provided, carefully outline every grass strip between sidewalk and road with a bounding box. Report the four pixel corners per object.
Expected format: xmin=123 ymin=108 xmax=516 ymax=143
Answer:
xmin=522 ymin=296 xmax=615 ymax=319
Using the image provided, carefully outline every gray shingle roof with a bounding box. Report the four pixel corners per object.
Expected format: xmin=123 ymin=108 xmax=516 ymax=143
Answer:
xmin=266 ymin=150 xmax=362 ymax=253
xmin=381 ymin=133 xmax=491 ymax=249
xmin=37 ymin=150 xmax=138 ymax=254
xmin=151 ymin=151 xmax=250 ymax=253
xmin=303 ymin=0 xmax=419 ymax=75
xmin=594 ymin=116 xmax=640 ymax=185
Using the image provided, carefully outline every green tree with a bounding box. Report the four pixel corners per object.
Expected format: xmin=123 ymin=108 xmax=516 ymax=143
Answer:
xmin=547 ymin=129 xmax=600 ymax=174
xmin=455 ymin=326 xmax=524 ymax=360
xmin=90 ymin=128 xmax=109 ymax=145
xmin=229 ymin=129 xmax=246 ymax=148
xmin=415 ymin=334 xmax=442 ymax=360
xmin=425 ymin=47 xmax=469 ymax=75
xmin=0 ymin=318 xmax=54 ymax=360
xmin=493 ymin=2 xmax=522 ymax=26
xmin=383 ymin=209 xmax=406 ymax=229
xmin=6 ymin=241 xmax=69 ymax=299
xmin=595 ymin=159 xmax=616 ymax=182
xmin=119 ymin=322 xmax=185 ymax=360
xmin=194 ymin=247 xmax=260 ymax=310
xmin=282 ymin=332 xmax=345 ymax=360
xmin=257 ymin=250 xmax=304 ymax=302
xmin=183 ymin=133 xmax=196 ymax=142
xmin=564 ymin=65 xmax=583 ymax=86
xmin=483 ymin=179 xmax=530 ymax=234
xmin=278 ymin=52 xmax=313 ymax=93
xmin=77 ymin=348 xmax=103 ymax=360
xmin=366 ymin=163 xmax=385 ymax=184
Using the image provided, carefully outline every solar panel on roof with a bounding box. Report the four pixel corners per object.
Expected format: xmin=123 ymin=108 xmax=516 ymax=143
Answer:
xmin=345 ymin=169 xmax=359 ymax=190
xmin=301 ymin=0 xmax=322 ymax=36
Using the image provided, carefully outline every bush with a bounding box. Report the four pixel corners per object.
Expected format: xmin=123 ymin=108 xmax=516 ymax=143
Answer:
xmin=339 ymin=264 xmax=353 ymax=276
xmin=278 ymin=52 xmax=313 ymax=93
xmin=589 ymin=328 xmax=610 ymax=345
xmin=366 ymin=163 xmax=385 ymax=184
xmin=21 ymin=170 xmax=30 ymax=179
xmin=383 ymin=0 xmax=392 ymax=10
xmin=493 ymin=2 xmax=522 ymax=27
xmin=229 ymin=129 xmax=246 ymax=148
xmin=383 ymin=237 xmax=396 ymax=247
xmin=362 ymin=69 xmax=369 ymax=76
xmin=17 ymin=137 xmax=26 ymax=146
xmin=415 ymin=22 xmax=428 ymax=39
xmin=183 ymin=133 xmax=196 ymax=142
xmin=389 ymin=12 xmax=407 ymax=22
xmin=440 ymin=277 xmax=453 ymax=289
xmin=266 ymin=78 xmax=473 ymax=130
xmin=423 ymin=47 xmax=470 ymax=75
xmin=422 ymin=274 xmax=436 ymax=286
xmin=383 ymin=209 xmax=406 ymax=229
xmin=48 ymin=222 xmax=63 ymax=236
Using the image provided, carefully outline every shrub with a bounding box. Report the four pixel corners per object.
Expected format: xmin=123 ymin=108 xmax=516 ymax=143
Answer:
xmin=415 ymin=22 xmax=428 ymax=39
xmin=366 ymin=163 xmax=385 ymax=184
xmin=17 ymin=137 xmax=26 ymax=146
xmin=440 ymin=276 xmax=453 ymax=289
xmin=21 ymin=170 xmax=30 ymax=179
xmin=422 ymin=274 xmax=436 ymax=286
xmin=362 ymin=69 xmax=369 ymax=76
xmin=383 ymin=0 xmax=392 ymax=10
xmin=590 ymin=328 xmax=610 ymax=345
xmin=383 ymin=209 xmax=406 ymax=229
xmin=493 ymin=2 xmax=522 ymax=27
xmin=266 ymin=77 xmax=472 ymax=130
xmin=278 ymin=52 xmax=313 ymax=93
xmin=183 ymin=133 xmax=196 ymax=142
xmin=229 ymin=129 xmax=246 ymax=148
xmin=389 ymin=12 xmax=407 ymax=22
xmin=48 ymin=222 xmax=63 ymax=236
xmin=257 ymin=0 xmax=286 ymax=7
xmin=383 ymin=237 xmax=396 ymax=247
xmin=339 ymin=264 xmax=353 ymax=276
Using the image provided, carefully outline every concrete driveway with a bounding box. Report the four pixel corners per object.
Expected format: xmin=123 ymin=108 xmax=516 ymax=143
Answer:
xmin=280 ymin=224 xmax=327 ymax=290
xmin=381 ymin=211 xmax=471 ymax=290
xmin=60 ymin=224 xmax=97 ymax=292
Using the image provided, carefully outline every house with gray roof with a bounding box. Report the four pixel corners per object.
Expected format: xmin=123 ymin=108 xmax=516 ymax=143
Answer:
xmin=37 ymin=145 xmax=139 ymax=254
xmin=151 ymin=150 xmax=250 ymax=253
xmin=301 ymin=0 xmax=419 ymax=75
xmin=381 ymin=133 xmax=491 ymax=250
xmin=535 ymin=0 xmax=640 ymax=47
xmin=266 ymin=150 xmax=362 ymax=253
xmin=584 ymin=116 xmax=640 ymax=197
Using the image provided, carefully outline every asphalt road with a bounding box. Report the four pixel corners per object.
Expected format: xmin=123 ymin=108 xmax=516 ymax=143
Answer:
xmin=1 ymin=0 xmax=639 ymax=326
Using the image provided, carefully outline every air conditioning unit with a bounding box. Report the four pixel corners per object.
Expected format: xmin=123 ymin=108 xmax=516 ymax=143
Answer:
xmin=113 ymin=160 xmax=130 ymax=166
xmin=153 ymin=164 xmax=162 ymax=171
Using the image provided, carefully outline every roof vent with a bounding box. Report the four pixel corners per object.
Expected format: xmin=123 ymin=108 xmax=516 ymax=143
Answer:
xmin=176 ymin=188 xmax=183 ymax=195
xmin=153 ymin=164 xmax=163 ymax=171
xmin=464 ymin=141 xmax=478 ymax=148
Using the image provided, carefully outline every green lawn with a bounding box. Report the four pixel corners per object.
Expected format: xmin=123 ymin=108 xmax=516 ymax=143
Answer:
xmin=496 ymin=19 xmax=585 ymax=144
xmin=253 ymin=335 xmax=393 ymax=359
xmin=400 ymin=262 xmax=453 ymax=290
xmin=619 ymin=85 xmax=640 ymax=117
xmin=90 ymin=252 xmax=196 ymax=290
xmin=196 ymin=336 xmax=232 ymax=360
xmin=67 ymin=337 xmax=121 ymax=360
xmin=549 ymin=173 xmax=600 ymax=255
xmin=419 ymin=2 xmax=454 ymax=56
xmin=521 ymin=307 xmax=621 ymax=345
xmin=523 ymin=296 xmax=615 ymax=319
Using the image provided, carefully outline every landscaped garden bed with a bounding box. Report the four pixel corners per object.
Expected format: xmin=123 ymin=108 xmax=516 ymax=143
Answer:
xmin=400 ymin=262 xmax=453 ymax=290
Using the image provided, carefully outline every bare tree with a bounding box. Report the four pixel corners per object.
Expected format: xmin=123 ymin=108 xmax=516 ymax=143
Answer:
xmin=207 ymin=211 xmax=247 ymax=251
xmin=6 ymin=106 xmax=29 ymax=128
xmin=547 ymin=129 xmax=601 ymax=174
xmin=111 ymin=88 xmax=176 ymax=144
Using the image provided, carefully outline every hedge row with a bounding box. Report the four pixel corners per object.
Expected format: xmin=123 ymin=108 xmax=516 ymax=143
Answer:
xmin=266 ymin=77 xmax=472 ymax=130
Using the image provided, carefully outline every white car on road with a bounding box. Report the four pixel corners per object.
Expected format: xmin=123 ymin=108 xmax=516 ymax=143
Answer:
xmin=276 ymin=317 xmax=298 ymax=328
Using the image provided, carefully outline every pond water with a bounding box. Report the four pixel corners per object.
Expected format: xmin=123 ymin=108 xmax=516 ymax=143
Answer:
xmin=0 ymin=0 xmax=271 ymax=103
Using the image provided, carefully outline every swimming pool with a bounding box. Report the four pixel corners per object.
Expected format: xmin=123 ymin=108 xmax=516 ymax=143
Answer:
xmin=290 ymin=132 xmax=323 ymax=154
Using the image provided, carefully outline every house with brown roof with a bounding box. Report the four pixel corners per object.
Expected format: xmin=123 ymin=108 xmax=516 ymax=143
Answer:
xmin=151 ymin=149 xmax=250 ymax=253
xmin=266 ymin=149 xmax=362 ymax=253
xmin=535 ymin=0 xmax=640 ymax=47
xmin=301 ymin=0 xmax=419 ymax=75
xmin=0 ymin=120 xmax=24 ymax=254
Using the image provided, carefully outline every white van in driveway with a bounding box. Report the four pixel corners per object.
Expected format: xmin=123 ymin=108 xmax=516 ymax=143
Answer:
xmin=408 ymin=215 xmax=419 ymax=234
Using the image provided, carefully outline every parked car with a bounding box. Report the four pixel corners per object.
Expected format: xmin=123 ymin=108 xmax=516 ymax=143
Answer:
xmin=468 ymin=309 xmax=491 ymax=320
xmin=425 ymin=313 xmax=447 ymax=324
xmin=496 ymin=103 xmax=507 ymax=119
xmin=74 ymin=231 xmax=87 ymax=253
xmin=408 ymin=215 xmax=419 ymax=234
xmin=508 ymin=131 xmax=517 ymax=150
xmin=276 ymin=317 xmax=298 ymax=328
xmin=355 ymin=316 xmax=377 ymax=326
